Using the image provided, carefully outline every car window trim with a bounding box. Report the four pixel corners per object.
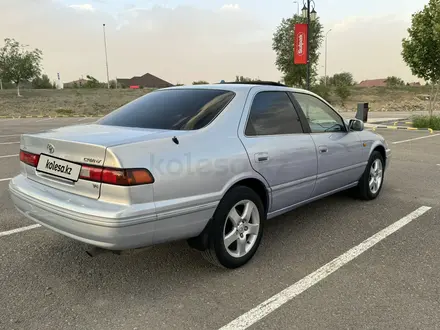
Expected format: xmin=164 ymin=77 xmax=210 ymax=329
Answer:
xmin=243 ymin=90 xmax=307 ymax=138
xmin=286 ymin=92 xmax=311 ymax=134
xmin=184 ymin=91 xmax=236 ymax=131
xmin=290 ymin=91 xmax=348 ymax=133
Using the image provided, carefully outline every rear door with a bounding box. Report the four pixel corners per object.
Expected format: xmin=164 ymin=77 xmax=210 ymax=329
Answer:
xmin=238 ymin=88 xmax=318 ymax=214
xmin=290 ymin=92 xmax=365 ymax=197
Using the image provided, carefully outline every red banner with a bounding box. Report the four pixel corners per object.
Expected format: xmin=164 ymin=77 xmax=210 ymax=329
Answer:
xmin=294 ymin=24 xmax=308 ymax=65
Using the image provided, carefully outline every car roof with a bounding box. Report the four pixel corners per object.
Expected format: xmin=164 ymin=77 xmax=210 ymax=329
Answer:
xmin=162 ymin=83 xmax=316 ymax=96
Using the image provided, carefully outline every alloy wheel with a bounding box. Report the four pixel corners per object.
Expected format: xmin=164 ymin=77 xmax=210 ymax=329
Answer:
xmin=223 ymin=200 xmax=260 ymax=258
xmin=369 ymin=158 xmax=383 ymax=194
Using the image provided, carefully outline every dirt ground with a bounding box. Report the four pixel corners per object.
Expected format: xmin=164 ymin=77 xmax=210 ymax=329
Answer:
xmin=0 ymin=89 xmax=150 ymax=117
xmin=0 ymin=86 xmax=434 ymax=117
xmin=330 ymin=86 xmax=433 ymax=113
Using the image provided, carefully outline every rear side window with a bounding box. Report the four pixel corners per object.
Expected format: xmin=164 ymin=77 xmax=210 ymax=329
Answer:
xmin=97 ymin=89 xmax=235 ymax=130
xmin=245 ymin=91 xmax=304 ymax=136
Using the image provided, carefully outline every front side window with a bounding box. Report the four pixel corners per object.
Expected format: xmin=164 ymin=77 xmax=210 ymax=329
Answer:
xmin=245 ymin=91 xmax=304 ymax=136
xmin=292 ymin=93 xmax=345 ymax=133
xmin=97 ymin=89 xmax=235 ymax=130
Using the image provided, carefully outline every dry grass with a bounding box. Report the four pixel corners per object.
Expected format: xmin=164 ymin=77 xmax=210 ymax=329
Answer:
xmin=328 ymin=86 xmax=433 ymax=112
xmin=0 ymin=86 xmax=435 ymax=117
xmin=0 ymin=88 xmax=152 ymax=117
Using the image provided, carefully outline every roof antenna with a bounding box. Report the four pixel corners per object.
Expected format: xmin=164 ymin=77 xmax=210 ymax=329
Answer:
xmin=172 ymin=136 xmax=179 ymax=145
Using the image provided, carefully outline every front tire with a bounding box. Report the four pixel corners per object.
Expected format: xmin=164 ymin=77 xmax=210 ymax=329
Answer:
xmin=201 ymin=186 xmax=265 ymax=269
xmin=356 ymin=150 xmax=385 ymax=200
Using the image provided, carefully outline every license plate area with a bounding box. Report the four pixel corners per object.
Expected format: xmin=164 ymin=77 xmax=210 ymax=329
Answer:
xmin=36 ymin=154 xmax=81 ymax=182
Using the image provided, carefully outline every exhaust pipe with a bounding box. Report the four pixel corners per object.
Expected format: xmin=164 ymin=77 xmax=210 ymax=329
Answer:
xmin=86 ymin=246 xmax=110 ymax=257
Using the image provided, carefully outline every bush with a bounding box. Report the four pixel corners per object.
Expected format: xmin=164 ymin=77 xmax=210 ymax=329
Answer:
xmin=55 ymin=109 xmax=74 ymax=115
xmin=412 ymin=115 xmax=440 ymax=130
xmin=335 ymin=85 xmax=351 ymax=106
xmin=32 ymin=74 xmax=53 ymax=89
xmin=192 ymin=80 xmax=209 ymax=85
xmin=310 ymin=84 xmax=330 ymax=101
xmin=84 ymin=75 xmax=100 ymax=88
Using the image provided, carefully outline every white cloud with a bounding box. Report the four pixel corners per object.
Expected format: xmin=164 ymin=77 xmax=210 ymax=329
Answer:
xmin=220 ymin=4 xmax=240 ymax=11
xmin=69 ymin=4 xmax=95 ymax=12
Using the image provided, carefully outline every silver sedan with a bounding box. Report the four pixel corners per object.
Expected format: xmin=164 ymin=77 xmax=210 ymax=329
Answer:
xmin=9 ymin=82 xmax=391 ymax=269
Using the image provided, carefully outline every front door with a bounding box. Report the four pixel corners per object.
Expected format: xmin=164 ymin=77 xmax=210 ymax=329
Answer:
xmin=291 ymin=92 xmax=365 ymax=197
xmin=239 ymin=89 xmax=318 ymax=214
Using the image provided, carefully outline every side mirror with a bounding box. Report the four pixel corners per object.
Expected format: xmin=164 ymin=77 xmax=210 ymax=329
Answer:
xmin=348 ymin=119 xmax=364 ymax=131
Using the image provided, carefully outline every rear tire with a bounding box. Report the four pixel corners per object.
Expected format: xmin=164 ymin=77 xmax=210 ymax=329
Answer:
xmin=201 ymin=186 xmax=265 ymax=269
xmin=356 ymin=151 xmax=385 ymax=200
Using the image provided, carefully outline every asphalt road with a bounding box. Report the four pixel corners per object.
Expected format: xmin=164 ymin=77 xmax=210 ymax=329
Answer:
xmin=1 ymin=117 xmax=439 ymax=330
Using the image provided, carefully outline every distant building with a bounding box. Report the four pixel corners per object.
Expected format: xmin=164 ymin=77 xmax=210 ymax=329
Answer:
xmin=357 ymin=79 xmax=387 ymax=87
xmin=408 ymin=82 xmax=421 ymax=86
xmin=117 ymin=73 xmax=173 ymax=88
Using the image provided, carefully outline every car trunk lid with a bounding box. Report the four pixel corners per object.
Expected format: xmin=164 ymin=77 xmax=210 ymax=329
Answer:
xmin=20 ymin=124 xmax=164 ymax=199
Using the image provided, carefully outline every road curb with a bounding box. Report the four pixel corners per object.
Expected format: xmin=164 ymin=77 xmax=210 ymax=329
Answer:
xmin=372 ymin=125 xmax=433 ymax=134
xmin=393 ymin=121 xmax=413 ymax=126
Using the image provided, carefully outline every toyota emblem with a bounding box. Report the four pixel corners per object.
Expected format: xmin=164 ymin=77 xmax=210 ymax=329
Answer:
xmin=47 ymin=143 xmax=55 ymax=154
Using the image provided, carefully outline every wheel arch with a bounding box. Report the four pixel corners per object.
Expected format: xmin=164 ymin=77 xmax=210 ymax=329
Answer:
xmin=371 ymin=142 xmax=386 ymax=167
xmin=187 ymin=175 xmax=270 ymax=252
xmin=228 ymin=178 xmax=270 ymax=214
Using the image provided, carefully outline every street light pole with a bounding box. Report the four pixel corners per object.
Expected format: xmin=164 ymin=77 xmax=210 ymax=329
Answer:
xmin=302 ymin=0 xmax=316 ymax=90
xmin=293 ymin=1 xmax=299 ymax=16
xmin=325 ymin=29 xmax=332 ymax=86
xmin=103 ymin=23 xmax=110 ymax=89
xmin=306 ymin=0 xmax=311 ymax=90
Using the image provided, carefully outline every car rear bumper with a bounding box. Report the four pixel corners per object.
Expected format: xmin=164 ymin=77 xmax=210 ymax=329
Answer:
xmin=9 ymin=175 xmax=215 ymax=250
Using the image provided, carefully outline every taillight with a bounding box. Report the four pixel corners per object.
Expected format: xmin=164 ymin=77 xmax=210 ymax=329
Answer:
xmin=102 ymin=168 xmax=154 ymax=186
xmin=79 ymin=165 xmax=103 ymax=182
xmin=80 ymin=166 xmax=154 ymax=186
xmin=20 ymin=150 xmax=40 ymax=167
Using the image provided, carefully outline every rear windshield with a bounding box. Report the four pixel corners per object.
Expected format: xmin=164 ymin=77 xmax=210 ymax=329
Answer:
xmin=97 ymin=89 xmax=235 ymax=130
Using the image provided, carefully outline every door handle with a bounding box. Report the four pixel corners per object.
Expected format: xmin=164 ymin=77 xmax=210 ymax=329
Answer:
xmin=318 ymin=146 xmax=328 ymax=153
xmin=255 ymin=152 xmax=269 ymax=162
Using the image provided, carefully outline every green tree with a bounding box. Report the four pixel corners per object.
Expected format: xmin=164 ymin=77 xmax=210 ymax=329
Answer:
xmin=32 ymin=74 xmax=52 ymax=89
xmin=235 ymin=75 xmax=260 ymax=83
xmin=310 ymin=84 xmax=330 ymax=101
xmin=402 ymin=0 xmax=440 ymax=117
xmin=328 ymin=72 xmax=354 ymax=87
xmin=385 ymin=76 xmax=405 ymax=87
xmin=0 ymin=38 xmax=43 ymax=96
xmin=335 ymin=85 xmax=350 ymax=107
xmin=84 ymin=75 xmax=100 ymax=88
xmin=192 ymin=80 xmax=209 ymax=85
xmin=318 ymin=76 xmax=329 ymax=86
xmin=272 ymin=14 xmax=323 ymax=88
